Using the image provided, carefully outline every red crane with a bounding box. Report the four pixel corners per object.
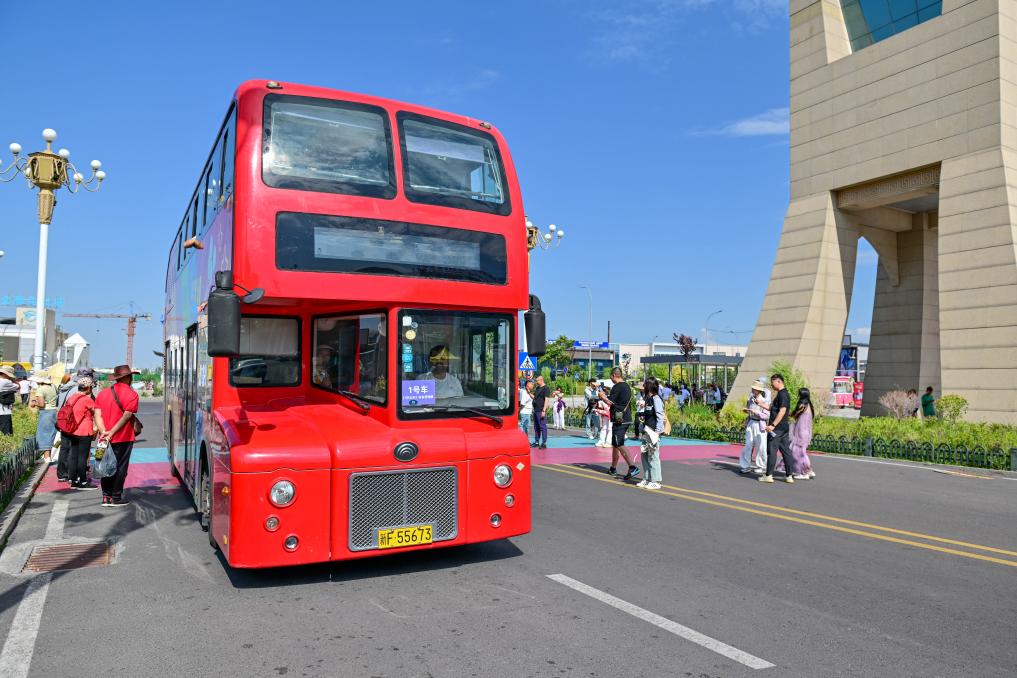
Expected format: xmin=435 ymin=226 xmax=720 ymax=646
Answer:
xmin=63 ymin=312 xmax=152 ymax=366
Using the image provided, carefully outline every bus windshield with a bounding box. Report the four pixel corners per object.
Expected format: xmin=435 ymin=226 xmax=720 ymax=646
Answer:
xmin=312 ymin=313 xmax=388 ymax=404
xmin=398 ymin=310 xmax=512 ymax=417
xmin=263 ymin=95 xmax=395 ymax=198
xmin=399 ymin=114 xmax=509 ymax=215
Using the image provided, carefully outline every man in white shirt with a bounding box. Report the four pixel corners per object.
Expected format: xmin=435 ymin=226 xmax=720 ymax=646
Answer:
xmin=583 ymin=378 xmax=600 ymax=439
xmin=18 ymin=376 xmax=30 ymax=405
xmin=417 ymin=344 xmax=463 ymax=399
xmin=0 ymin=366 xmax=19 ymax=435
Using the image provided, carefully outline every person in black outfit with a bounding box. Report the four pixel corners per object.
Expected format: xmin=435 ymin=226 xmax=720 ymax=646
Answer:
xmin=531 ymin=375 xmax=550 ymax=449
xmin=760 ymin=373 xmax=796 ymax=483
xmin=599 ymin=367 xmax=640 ymax=480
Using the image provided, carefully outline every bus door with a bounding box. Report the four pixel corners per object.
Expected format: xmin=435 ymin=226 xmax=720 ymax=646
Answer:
xmin=183 ymin=325 xmax=199 ymax=490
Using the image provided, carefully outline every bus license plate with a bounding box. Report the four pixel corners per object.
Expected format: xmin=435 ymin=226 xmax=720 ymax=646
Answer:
xmin=377 ymin=525 xmax=433 ymax=550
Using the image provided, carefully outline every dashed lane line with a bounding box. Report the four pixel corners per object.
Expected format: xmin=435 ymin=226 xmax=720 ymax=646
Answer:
xmin=539 ymin=464 xmax=1017 ymax=569
xmin=548 ymin=574 xmax=775 ymax=670
xmin=0 ymin=499 xmax=67 ymax=678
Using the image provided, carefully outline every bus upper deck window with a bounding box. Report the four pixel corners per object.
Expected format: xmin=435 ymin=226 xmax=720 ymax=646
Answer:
xmin=262 ymin=95 xmax=395 ymax=199
xmin=398 ymin=113 xmax=510 ymax=216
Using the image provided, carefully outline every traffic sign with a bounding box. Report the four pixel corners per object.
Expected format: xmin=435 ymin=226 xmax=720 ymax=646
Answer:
xmin=518 ymin=351 xmax=536 ymax=370
xmin=573 ymin=341 xmax=609 ymax=350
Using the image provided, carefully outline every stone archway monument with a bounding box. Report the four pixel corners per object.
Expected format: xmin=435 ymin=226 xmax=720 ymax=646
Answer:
xmin=732 ymin=0 xmax=1017 ymax=423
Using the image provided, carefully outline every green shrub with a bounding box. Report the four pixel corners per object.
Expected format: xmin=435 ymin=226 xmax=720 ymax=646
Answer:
xmin=936 ymin=394 xmax=968 ymax=423
xmin=0 ymin=407 xmax=39 ymax=456
xmin=769 ymin=360 xmax=810 ymax=402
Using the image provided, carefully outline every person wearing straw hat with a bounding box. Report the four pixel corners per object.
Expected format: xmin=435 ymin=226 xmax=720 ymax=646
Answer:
xmin=31 ymin=372 xmax=59 ymax=463
xmin=739 ymin=378 xmax=771 ymax=475
xmin=416 ymin=345 xmax=463 ymax=400
xmin=0 ymin=366 xmax=19 ymax=436
xmin=95 ymin=365 xmax=141 ymax=507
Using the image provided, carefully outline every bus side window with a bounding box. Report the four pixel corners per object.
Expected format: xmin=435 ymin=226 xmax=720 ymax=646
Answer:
xmin=175 ymin=225 xmax=183 ymax=271
xmin=191 ymin=192 xmax=199 ymax=239
xmin=201 ymin=165 xmax=213 ymax=231
xmin=221 ymin=111 xmax=236 ymax=201
xmin=206 ymin=135 xmax=221 ymax=227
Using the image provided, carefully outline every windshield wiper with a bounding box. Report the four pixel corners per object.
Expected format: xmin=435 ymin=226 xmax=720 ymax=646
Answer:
xmin=335 ymin=389 xmax=372 ymax=413
xmin=429 ymin=405 xmax=503 ymax=427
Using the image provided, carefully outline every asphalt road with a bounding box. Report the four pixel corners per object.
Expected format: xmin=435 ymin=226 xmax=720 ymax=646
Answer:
xmin=0 ymin=402 xmax=1015 ymax=677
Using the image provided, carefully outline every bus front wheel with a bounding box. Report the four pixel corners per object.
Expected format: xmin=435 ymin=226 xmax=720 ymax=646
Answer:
xmin=200 ymin=460 xmax=218 ymax=551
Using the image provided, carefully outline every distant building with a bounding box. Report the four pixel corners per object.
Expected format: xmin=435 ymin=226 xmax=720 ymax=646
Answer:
xmin=0 ymin=308 xmax=77 ymax=367
xmin=55 ymin=333 xmax=91 ymax=370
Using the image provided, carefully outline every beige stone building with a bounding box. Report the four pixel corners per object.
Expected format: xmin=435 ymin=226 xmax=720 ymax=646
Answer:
xmin=733 ymin=0 xmax=1017 ymax=423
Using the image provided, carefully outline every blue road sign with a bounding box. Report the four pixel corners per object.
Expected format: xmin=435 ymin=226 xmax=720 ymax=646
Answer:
xmin=518 ymin=351 xmax=536 ymax=371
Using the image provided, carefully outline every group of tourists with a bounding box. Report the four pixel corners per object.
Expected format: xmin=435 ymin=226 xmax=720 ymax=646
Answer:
xmin=518 ymin=376 xmax=569 ymax=449
xmin=739 ymin=373 xmax=816 ymax=483
xmin=0 ymin=363 xmax=141 ymax=506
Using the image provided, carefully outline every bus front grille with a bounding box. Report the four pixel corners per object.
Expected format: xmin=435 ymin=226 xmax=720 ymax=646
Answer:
xmin=348 ymin=467 xmax=458 ymax=551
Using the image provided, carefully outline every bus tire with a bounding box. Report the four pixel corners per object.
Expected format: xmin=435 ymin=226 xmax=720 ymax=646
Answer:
xmin=200 ymin=459 xmax=220 ymax=551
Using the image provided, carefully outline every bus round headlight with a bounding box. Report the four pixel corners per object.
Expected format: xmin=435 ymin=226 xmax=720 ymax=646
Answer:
xmin=269 ymin=480 xmax=296 ymax=507
xmin=493 ymin=464 xmax=512 ymax=488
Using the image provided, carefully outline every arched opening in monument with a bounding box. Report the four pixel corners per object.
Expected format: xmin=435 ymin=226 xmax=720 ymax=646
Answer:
xmin=842 ymin=237 xmax=877 ymax=405
xmin=834 ymin=168 xmax=942 ymax=417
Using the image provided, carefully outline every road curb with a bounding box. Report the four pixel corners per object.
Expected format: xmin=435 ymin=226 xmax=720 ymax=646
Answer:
xmin=0 ymin=460 xmax=49 ymax=551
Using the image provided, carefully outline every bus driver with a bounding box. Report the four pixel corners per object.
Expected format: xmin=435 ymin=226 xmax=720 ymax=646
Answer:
xmin=417 ymin=345 xmax=464 ymax=399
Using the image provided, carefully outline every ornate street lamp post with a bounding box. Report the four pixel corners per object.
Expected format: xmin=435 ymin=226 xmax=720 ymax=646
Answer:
xmin=526 ymin=216 xmax=565 ymax=253
xmin=1 ymin=129 xmax=105 ymax=370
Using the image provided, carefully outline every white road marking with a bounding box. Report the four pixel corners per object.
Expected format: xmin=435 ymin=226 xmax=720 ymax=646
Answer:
xmin=0 ymin=500 xmax=68 ymax=678
xmin=44 ymin=500 xmax=67 ymax=541
xmin=808 ymin=453 xmax=1017 ymax=479
xmin=547 ymin=574 xmax=774 ymax=670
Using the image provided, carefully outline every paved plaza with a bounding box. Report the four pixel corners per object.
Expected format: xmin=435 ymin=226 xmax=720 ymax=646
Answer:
xmin=0 ymin=403 xmax=1014 ymax=677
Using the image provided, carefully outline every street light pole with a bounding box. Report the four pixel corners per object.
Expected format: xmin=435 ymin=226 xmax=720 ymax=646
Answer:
xmin=704 ymin=309 xmax=723 ymax=388
xmin=1 ymin=129 xmax=105 ymax=371
xmin=579 ymin=285 xmax=592 ymax=379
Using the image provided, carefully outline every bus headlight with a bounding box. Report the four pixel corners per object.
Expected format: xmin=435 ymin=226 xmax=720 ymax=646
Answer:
xmin=269 ymin=480 xmax=296 ymax=507
xmin=493 ymin=464 xmax=512 ymax=488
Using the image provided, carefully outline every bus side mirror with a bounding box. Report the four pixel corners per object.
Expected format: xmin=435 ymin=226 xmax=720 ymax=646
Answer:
xmin=524 ymin=294 xmax=546 ymax=357
xmin=208 ymin=271 xmax=241 ymax=358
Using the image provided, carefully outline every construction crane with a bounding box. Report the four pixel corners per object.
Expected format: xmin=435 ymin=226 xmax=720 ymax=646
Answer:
xmin=64 ymin=311 xmax=152 ymax=366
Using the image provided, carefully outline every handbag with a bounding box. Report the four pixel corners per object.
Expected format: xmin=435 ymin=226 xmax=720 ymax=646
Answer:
xmin=612 ymin=386 xmax=632 ymax=426
xmin=111 ymin=385 xmax=144 ymax=437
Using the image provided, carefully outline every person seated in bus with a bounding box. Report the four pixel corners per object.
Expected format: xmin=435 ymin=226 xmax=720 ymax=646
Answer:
xmin=313 ymin=345 xmax=337 ymax=389
xmin=416 ymin=345 xmax=463 ymax=399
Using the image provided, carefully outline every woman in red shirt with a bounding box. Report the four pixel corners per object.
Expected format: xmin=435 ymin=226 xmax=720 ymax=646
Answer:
xmin=64 ymin=377 xmax=106 ymax=489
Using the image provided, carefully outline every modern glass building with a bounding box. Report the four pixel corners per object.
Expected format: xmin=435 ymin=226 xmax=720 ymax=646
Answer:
xmin=840 ymin=0 xmax=943 ymax=51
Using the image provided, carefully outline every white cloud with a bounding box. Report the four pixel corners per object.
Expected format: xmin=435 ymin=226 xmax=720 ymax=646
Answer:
xmin=586 ymin=0 xmax=787 ymax=64
xmin=694 ymin=107 xmax=789 ymax=137
xmin=422 ymin=69 xmax=501 ymax=99
xmin=846 ymin=326 xmax=871 ymax=342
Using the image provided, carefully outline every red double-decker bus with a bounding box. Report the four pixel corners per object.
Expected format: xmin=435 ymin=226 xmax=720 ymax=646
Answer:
xmin=163 ymin=80 xmax=545 ymax=568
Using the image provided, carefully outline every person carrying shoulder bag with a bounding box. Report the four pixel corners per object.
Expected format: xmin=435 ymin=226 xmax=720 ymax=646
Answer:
xmin=95 ymin=365 xmax=142 ymax=507
xmin=636 ymin=376 xmax=666 ymax=490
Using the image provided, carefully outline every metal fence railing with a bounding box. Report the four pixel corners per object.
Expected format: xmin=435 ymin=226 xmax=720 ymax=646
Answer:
xmin=0 ymin=437 xmax=39 ymax=511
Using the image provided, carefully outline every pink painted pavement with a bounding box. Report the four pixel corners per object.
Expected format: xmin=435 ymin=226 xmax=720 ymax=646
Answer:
xmin=36 ymin=462 xmax=177 ymax=494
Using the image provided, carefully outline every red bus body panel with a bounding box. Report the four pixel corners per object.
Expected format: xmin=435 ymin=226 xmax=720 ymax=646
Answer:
xmin=165 ymin=80 xmax=532 ymax=568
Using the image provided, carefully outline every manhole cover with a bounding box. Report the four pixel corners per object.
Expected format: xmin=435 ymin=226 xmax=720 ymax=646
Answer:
xmin=22 ymin=542 xmax=113 ymax=573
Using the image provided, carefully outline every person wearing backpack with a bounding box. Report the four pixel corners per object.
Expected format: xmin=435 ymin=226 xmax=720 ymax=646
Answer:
xmin=636 ymin=376 xmax=666 ymax=490
xmin=60 ymin=377 xmax=106 ymax=489
xmin=0 ymin=366 xmax=19 ymax=436
xmin=95 ymin=365 xmax=142 ymax=507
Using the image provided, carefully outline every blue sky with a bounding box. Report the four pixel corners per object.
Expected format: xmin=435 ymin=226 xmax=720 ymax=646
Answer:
xmin=0 ymin=0 xmax=876 ymax=368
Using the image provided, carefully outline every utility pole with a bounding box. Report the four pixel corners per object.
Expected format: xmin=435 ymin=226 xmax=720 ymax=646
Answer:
xmin=64 ymin=311 xmax=152 ymax=366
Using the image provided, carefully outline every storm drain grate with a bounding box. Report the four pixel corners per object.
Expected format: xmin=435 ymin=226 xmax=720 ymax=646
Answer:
xmin=22 ymin=542 xmax=113 ymax=573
